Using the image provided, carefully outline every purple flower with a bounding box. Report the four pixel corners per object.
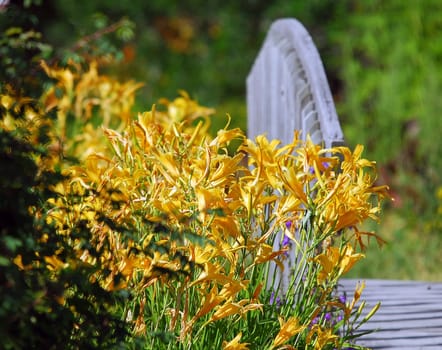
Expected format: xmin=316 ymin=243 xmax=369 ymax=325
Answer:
xmin=285 ymin=220 xmax=293 ymax=229
xmin=339 ymin=294 xmax=347 ymax=304
xmin=310 ymin=316 xmax=319 ymax=326
xmin=270 ymin=291 xmax=283 ymax=307
xmin=281 ymin=234 xmax=292 ymax=257
xmin=309 ymin=162 xmax=329 ymax=175
xmin=282 ymin=234 xmax=291 ymax=247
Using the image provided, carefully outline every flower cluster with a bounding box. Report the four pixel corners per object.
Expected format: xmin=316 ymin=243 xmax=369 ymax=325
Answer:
xmin=3 ymin=61 xmax=389 ymax=349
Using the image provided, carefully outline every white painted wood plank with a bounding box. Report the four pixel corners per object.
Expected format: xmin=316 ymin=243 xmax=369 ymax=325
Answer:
xmin=246 ymin=18 xmax=344 ymax=148
xmin=247 ymin=17 xmax=345 ymax=298
xmin=358 ymin=338 xmax=442 ymax=349
xmin=341 ymin=279 xmax=442 ymax=349
xmin=360 ymin=318 xmax=442 ymax=330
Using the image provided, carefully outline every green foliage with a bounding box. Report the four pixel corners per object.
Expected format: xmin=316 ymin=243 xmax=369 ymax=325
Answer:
xmin=348 ymin=211 xmax=442 ymax=281
xmin=0 ymin=26 xmax=52 ymax=95
xmin=321 ymin=1 xmax=442 ymax=218
xmin=0 ymin=91 xmax=132 ymax=349
xmin=0 ymin=1 xmax=135 ymax=92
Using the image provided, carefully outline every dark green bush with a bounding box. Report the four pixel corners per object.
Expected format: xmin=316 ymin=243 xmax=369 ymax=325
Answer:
xmin=0 ymin=94 xmax=132 ymax=349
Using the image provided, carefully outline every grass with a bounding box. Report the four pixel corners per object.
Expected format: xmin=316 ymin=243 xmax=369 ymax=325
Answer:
xmin=346 ymin=209 xmax=442 ymax=281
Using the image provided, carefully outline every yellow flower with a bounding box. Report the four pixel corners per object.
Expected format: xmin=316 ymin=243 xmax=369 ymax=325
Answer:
xmin=239 ymin=180 xmax=274 ymax=221
xmin=191 ymin=262 xmax=235 ymax=286
xmin=193 ymin=285 xmax=224 ymax=320
xmin=210 ymin=127 xmax=245 ymax=148
xmin=339 ymin=244 xmax=365 ymax=274
xmin=222 ymin=332 xmax=249 ymax=350
xmin=336 ymin=144 xmax=375 ymax=175
xmin=162 ymin=91 xmax=215 ymax=124
xmin=219 ymin=280 xmax=249 ymax=300
xmin=279 ymin=164 xmax=308 ymax=205
xmin=207 ymin=152 xmax=245 ymax=187
xmin=253 ymin=242 xmax=285 ymax=272
xmin=44 ymin=255 xmax=67 ymax=271
xmin=196 ymin=187 xmax=226 ymax=213
xmin=189 ymin=244 xmax=217 ymax=265
xmin=13 ymin=254 xmax=32 ymax=271
xmin=275 ymin=194 xmax=303 ymax=221
xmin=239 ymin=134 xmax=288 ymax=191
xmin=271 ymin=316 xmax=305 ymax=348
xmin=212 ymin=216 xmax=241 ymax=239
xmin=211 ymin=299 xmax=262 ymax=321
xmin=315 ymin=244 xmax=364 ymax=284
xmin=306 ymin=324 xmax=338 ymax=350
xmin=344 ymin=281 xmax=366 ymax=319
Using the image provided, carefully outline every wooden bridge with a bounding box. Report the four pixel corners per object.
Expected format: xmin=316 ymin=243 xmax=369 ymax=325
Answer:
xmin=246 ymin=18 xmax=442 ymax=349
xmin=341 ymin=279 xmax=442 ymax=349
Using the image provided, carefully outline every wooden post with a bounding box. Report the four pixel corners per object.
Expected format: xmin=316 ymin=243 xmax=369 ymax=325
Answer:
xmin=247 ymin=18 xmax=344 ymax=149
xmin=246 ymin=18 xmax=344 ymax=293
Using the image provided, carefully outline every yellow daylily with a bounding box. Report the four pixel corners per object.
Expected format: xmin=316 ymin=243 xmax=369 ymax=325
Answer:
xmin=211 ymin=299 xmax=262 ymax=321
xmin=210 ymin=127 xmax=245 ymax=148
xmin=161 ymin=90 xmax=215 ymax=124
xmin=336 ymin=144 xmax=375 ymax=176
xmin=34 ymin=73 xmax=389 ymax=349
xmin=189 ymin=244 xmax=217 ymax=265
xmin=191 ymin=262 xmax=235 ymax=286
xmin=344 ymin=281 xmax=366 ymax=319
xmin=212 ymin=216 xmax=241 ymax=239
xmin=253 ymin=242 xmax=286 ymax=272
xmin=315 ymin=244 xmax=364 ymax=284
xmin=339 ymin=245 xmax=365 ymax=275
xmin=279 ymin=164 xmax=308 ymax=205
xmin=13 ymin=254 xmax=33 ymax=271
xmin=208 ymin=153 xmax=245 ymax=188
xmin=44 ymin=255 xmax=68 ymax=271
xmin=193 ymin=285 xmax=224 ymax=320
xmin=196 ymin=187 xmax=227 ymax=213
xmin=219 ymin=280 xmax=249 ymax=300
xmin=272 ymin=316 xmax=306 ymax=348
xmin=222 ymin=332 xmax=249 ymax=350
xmin=306 ymin=324 xmax=338 ymax=350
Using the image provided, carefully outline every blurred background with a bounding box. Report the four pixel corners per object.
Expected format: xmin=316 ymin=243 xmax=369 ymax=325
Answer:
xmin=2 ymin=0 xmax=441 ymax=280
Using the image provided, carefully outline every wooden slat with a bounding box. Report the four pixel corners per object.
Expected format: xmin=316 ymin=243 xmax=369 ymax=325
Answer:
xmin=246 ymin=17 xmax=345 ymax=297
xmin=246 ymin=18 xmax=344 ymax=149
xmin=340 ymin=279 xmax=442 ymax=349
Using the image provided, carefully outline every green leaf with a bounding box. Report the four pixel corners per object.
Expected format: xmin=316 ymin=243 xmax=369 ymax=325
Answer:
xmin=4 ymin=235 xmax=22 ymax=252
xmin=0 ymin=256 xmax=11 ymax=266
